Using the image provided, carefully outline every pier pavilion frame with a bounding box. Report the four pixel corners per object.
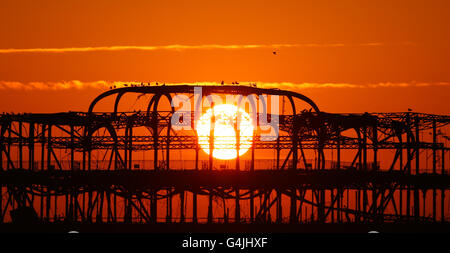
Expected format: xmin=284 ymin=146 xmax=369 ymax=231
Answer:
xmin=0 ymin=85 xmax=449 ymax=230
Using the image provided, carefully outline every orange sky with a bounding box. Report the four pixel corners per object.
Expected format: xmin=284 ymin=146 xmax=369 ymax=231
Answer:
xmin=0 ymin=0 xmax=449 ymax=114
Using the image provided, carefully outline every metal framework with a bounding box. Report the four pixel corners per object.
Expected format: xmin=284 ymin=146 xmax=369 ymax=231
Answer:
xmin=0 ymin=85 xmax=449 ymax=229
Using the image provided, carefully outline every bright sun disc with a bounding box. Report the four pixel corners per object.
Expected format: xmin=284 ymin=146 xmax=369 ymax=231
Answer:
xmin=196 ymin=104 xmax=254 ymax=160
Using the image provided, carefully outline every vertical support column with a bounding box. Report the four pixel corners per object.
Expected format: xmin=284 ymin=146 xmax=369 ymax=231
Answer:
xmin=97 ymin=191 xmax=104 ymax=223
xmin=151 ymin=113 xmax=158 ymax=223
xmin=0 ymin=120 xmax=3 ymax=220
xmin=362 ymin=124 xmax=367 ymax=171
xmin=414 ymin=116 xmax=420 ymax=219
xmin=317 ymin=128 xmax=325 ymax=222
xmin=330 ymin=190 xmax=335 ymax=223
xmin=319 ymin=189 xmax=325 ymax=223
xmin=46 ymin=124 xmax=52 ymax=221
xmin=129 ymin=124 xmax=133 ymax=170
xmin=276 ymin=135 xmax=282 ymax=223
xmin=166 ymin=123 xmax=170 ymax=169
xmin=18 ymin=121 xmax=23 ymax=169
xmin=193 ymin=139 xmax=199 ymax=223
xmin=68 ymin=125 xmax=74 ymax=222
xmin=153 ymin=116 xmax=158 ymax=171
xmin=207 ymin=103 xmax=215 ymax=223
xmin=356 ymin=130 xmax=362 ymax=222
xmin=180 ymin=192 xmax=185 ymax=223
xmin=432 ymin=119 xmax=437 ymax=221
xmin=442 ymin=148 xmax=445 ymax=222
xmin=113 ymin=146 xmax=117 ymax=222
xmin=166 ymin=121 xmax=174 ymax=223
xmin=87 ymin=128 xmax=93 ymax=222
xmin=250 ymin=128 xmax=255 ymax=223
xmin=234 ymin=108 xmax=240 ymax=224
xmin=337 ymin=129 xmax=341 ymax=170
xmin=0 ymin=120 xmax=3 ymax=171
xmin=128 ymin=126 xmax=133 ymax=223
xmin=29 ymin=121 xmax=35 ymax=207
xmin=124 ymin=127 xmax=128 ymax=170
xmin=124 ymin=194 xmax=132 ymax=223
xmin=372 ymin=121 xmax=378 ymax=220
xmin=399 ymin=133 xmax=403 ymax=217
xmin=373 ymin=122 xmax=378 ymax=171
xmin=82 ymin=124 xmax=87 ymax=221
xmin=39 ymin=124 xmax=45 ymax=220
xmin=406 ymin=115 xmax=411 ymax=219
xmin=362 ymin=124 xmax=368 ymax=221
xmin=69 ymin=127 xmax=74 ymax=164
xmin=41 ymin=124 xmax=46 ymax=170
xmin=47 ymin=125 xmax=52 ymax=161
xmin=124 ymin=119 xmax=132 ymax=225
xmin=29 ymin=122 xmax=34 ymax=171
xmin=6 ymin=121 xmax=11 ymax=170
xmin=290 ymin=126 xmax=298 ymax=223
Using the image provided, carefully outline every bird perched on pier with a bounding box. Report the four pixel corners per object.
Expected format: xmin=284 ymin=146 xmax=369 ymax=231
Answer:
xmin=124 ymin=84 xmax=128 ymax=87
xmin=221 ymin=80 xmax=224 ymax=85
xmin=155 ymin=82 xmax=159 ymax=86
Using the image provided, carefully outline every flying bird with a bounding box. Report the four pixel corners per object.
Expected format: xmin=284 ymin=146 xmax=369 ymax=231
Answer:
xmin=273 ymin=51 xmax=277 ymax=55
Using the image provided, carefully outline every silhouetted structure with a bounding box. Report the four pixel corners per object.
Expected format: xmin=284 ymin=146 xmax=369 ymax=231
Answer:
xmin=0 ymin=85 xmax=449 ymax=232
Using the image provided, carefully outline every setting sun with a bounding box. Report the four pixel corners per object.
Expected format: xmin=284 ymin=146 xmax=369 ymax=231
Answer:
xmin=196 ymin=104 xmax=254 ymax=160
